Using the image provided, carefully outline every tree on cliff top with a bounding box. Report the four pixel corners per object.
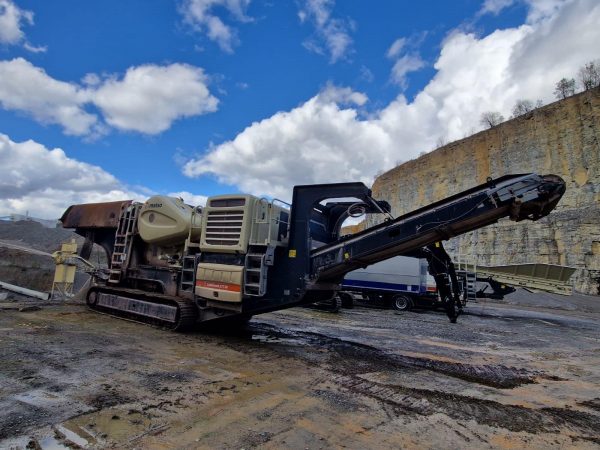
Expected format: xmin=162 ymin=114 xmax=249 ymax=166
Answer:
xmin=578 ymin=60 xmax=600 ymax=90
xmin=480 ymin=111 xmax=505 ymax=128
xmin=511 ymin=99 xmax=535 ymax=118
xmin=554 ymin=78 xmax=576 ymax=100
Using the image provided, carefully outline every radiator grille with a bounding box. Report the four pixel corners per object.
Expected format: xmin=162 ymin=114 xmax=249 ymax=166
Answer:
xmin=205 ymin=210 xmax=244 ymax=246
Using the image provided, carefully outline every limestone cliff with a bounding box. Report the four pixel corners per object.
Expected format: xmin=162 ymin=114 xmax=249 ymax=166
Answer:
xmin=370 ymin=88 xmax=600 ymax=294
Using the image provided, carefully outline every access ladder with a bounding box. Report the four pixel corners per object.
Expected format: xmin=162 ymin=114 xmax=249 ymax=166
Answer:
xmin=108 ymin=203 xmax=140 ymax=284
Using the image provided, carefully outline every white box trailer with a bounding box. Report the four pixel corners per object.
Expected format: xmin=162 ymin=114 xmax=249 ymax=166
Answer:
xmin=340 ymin=256 xmax=440 ymax=310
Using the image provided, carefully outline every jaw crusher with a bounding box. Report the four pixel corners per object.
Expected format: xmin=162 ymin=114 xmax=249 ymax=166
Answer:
xmin=60 ymin=173 xmax=565 ymax=329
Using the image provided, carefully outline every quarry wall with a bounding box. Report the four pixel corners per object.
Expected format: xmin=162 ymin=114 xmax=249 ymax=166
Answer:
xmin=370 ymin=88 xmax=600 ymax=294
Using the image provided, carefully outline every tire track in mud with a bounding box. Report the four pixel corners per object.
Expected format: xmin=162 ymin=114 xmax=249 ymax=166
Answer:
xmin=331 ymin=374 xmax=600 ymax=438
xmin=245 ymin=323 xmax=600 ymax=439
xmin=247 ymin=323 xmax=538 ymax=388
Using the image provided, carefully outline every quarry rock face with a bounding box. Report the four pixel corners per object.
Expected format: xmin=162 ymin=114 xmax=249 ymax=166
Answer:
xmin=370 ymin=88 xmax=600 ymax=294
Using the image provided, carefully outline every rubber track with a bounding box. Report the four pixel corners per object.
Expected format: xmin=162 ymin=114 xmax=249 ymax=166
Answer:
xmin=87 ymin=286 xmax=197 ymax=331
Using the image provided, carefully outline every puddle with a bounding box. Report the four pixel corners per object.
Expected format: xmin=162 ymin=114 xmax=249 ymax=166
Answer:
xmin=27 ymin=424 xmax=97 ymax=449
xmin=3 ymin=412 xmax=151 ymax=449
xmin=3 ymin=423 xmax=97 ymax=450
xmin=38 ymin=435 xmax=70 ymax=449
xmin=13 ymin=388 xmax=94 ymax=414
xmin=64 ymin=408 xmax=153 ymax=445
xmin=55 ymin=423 xmax=97 ymax=447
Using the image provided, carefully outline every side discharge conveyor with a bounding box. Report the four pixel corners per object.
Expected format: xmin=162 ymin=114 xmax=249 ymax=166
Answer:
xmin=309 ymin=174 xmax=565 ymax=283
xmin=61 ymin=172 xmax=565 ymax=329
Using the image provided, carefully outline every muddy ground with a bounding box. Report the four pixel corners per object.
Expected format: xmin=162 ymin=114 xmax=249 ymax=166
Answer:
xmin=1 ymin=296 xmax=599 ymax=449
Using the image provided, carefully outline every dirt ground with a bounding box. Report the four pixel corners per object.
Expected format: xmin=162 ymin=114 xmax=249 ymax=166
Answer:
xmin=1 ymin=295 xmax=599 ymax=449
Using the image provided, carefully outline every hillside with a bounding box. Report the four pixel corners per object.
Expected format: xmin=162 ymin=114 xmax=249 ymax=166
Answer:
xmin=370 ymin=88 xmax=600 ymax=294
xmin=0 ymin=221 xmax=105 ymax=292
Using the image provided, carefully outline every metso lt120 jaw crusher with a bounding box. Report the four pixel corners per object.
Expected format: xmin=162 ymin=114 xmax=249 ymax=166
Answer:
xmin=61 ymin=173 xmax=565 ymax=328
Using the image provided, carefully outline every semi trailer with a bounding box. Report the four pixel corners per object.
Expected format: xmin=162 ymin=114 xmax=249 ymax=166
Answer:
xmin=60 ymin=173 xmax=565 ymax=329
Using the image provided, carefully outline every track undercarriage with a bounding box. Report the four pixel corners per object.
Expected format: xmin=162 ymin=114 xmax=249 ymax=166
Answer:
xmin=86 ymin=286 xmax=197 ymax=331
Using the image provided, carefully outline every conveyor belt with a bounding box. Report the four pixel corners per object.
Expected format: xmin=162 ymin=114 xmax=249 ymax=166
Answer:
xmin=310 ymin=174 xmax=565 ymax=282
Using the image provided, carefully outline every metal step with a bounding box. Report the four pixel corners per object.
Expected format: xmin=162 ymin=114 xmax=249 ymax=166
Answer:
xmin=244 ymin=253 xmax=267 ymax=296
xmin=180 ymin=256 xmax=197 ymax=293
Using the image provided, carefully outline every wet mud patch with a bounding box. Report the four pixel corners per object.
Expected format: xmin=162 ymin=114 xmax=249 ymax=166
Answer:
xmin=87 ymin=384 xmax=133 ymax=410
xmin=136 ymin=370 xmax=194 ymax=391
xmin=247 ymin=323 xmax=538 ymax=389
xmin=578 ymin=397 xmax=600 ymax=412
xmin=332 ymin=374 xmax=600 ymax=437
xmin=542 ymin=407 xmax=600 ymax=434
xmin=310 ymin=389 xmax=363 ymax=413
xmin=235 ymin=430 xmax=275 ymax=448
xmin=0 ymin=403 xmax=50 ymax=439
xmin=389 ymin=355 xmax=535 ymax=388
xmin=572 ymin=435 xmax=600 ymax=446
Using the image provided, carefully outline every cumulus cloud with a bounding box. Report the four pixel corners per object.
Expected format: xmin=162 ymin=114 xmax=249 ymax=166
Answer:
xmin=183 ymin=84 xmax=390 ymax=199
xmin=93 ymin=64 xmax=218 ymax=134
xmin=0 ymin=0 xmax=31 ymax=45
xmin=0 ymin=59 xmax=219 ymax=136
xmin=184 ymin=0 xmax=600 ymax=200
xmin=298 ymin=0 xmax=354 ymax=63
xmin=0 ymin=133 xmax=145 ymax=218
xmin=0 ymin=58 xmax=98 ymax=136
xmin=0 ymin=133 xmax=213 ymax=218
xmin=0 ymin=0 xmax=46 ymax=52
xmin=180 ymin=0 xmax=251 ymax=53
xmin=526 ymin=0 xmax=571 ymax=22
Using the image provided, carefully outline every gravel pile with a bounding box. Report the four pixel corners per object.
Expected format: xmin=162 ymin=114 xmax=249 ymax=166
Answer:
xmin=0 ymin=221 xmax=78 ymax=253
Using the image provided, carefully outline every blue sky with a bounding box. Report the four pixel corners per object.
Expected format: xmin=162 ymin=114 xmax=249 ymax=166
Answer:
xmin=0 ymin=0 xmax=598 ymax=217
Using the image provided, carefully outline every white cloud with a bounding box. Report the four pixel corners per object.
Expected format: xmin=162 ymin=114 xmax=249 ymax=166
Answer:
xmin=298 ymin=0 xmax=354 ymax=63
xmin=93 ymin=64 xmax=218 ymax=134
xmin=183 ymin=85 xmax=391 ymax=199
xmin=479 ymin=0 xmax=517 ymax=16
xmin=318 ymin=83 xmax=367 ymax=106
xmin=22 ymin=42 xmax=47 ymax=53
xmin=389 ymin=54 xmax=426 ymax=88
xmin=0 ymin=0 xmax=46 ymax=52
xmin=526 ymin=0 xmax=570 ymax=22
xmin=184 ymin=0 xmax=600 ymax=200
xmin=386 ymin=36 xmax=426 ymax=88
xmin=386 ymin=38 xmax=406 ymax=59
xmin=0 ymin=0 xmax=31 ymax=45
xmin=0 ymin=59 xmax=219 ymax=136
xmin=478 ymin=0 xmax=570 ymax=22
xmin=81 ymin=73 xmax=101 ymax=87
xmin=0 ymin=133 xmax=145 ymax=218
xmin=168 ymin=191 xmax=208 ymax=206
xmin=180 ymin=0 xmax=251 ymax=53
xmin=0 ymin=133 xmax=212 ymax=218
xmin=0 ymin=58 xmax=98 ymax=136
